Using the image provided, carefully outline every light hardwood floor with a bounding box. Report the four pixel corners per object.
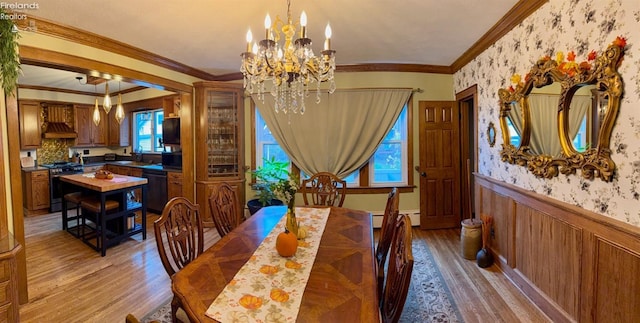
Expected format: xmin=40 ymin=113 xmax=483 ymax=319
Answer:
xmin=19 ymin=212 xmax=549 ymax=322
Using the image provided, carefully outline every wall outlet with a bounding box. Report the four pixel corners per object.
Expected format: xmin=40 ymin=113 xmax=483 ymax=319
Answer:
xmin=83 ymin=149 xmax=90 ymax=155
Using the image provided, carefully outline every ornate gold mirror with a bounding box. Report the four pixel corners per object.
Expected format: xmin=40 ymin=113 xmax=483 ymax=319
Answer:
xmin=498 ymin=37 xmax=626 ymax=182
xmin=487 ymin=122 xmax=497 ymax=147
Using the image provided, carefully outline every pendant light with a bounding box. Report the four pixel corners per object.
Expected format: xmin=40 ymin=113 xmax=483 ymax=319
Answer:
xmin=93 ymin=85 xmax=101 ymax=126
xmin=103 ymin=82 xmax=112 ymax=114
xmin=115 ymin=82 xmax=125 ymax=124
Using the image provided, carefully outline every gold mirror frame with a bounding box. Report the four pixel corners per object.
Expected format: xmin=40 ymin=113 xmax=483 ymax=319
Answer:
xmin=498 ymin=38 xmax=626 ymax=182
xmin=487 ymin=122 xmax=497 ymax=147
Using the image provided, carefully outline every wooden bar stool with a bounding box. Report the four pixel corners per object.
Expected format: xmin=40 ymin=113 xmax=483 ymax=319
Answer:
xmin=62 ymin=192 xmax=86 ymax=236
xmin=80 ymin=198 xmax=120 ymax=250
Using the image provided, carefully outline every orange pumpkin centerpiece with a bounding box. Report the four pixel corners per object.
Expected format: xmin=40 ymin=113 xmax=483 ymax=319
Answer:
xmin=276 ymin=228 xmax=298 ymax=257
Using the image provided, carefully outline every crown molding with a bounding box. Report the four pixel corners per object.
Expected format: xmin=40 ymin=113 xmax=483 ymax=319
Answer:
xmin=14 ymin=15 xmax=217 ymax=81
xmin=16 ymin=1 xmax=546 ymax=80
xmin=450 ymin=0 xmax=548 ymax=72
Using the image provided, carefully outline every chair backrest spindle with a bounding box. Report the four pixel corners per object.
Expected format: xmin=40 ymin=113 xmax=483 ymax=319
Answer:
xmin=209 ymin=182 xmax=242 ymax=237
xmin=381 ymin=214 xmax=414 ymax=323
xmin=301 ymin=172 xmax=347 ymax=207
xmin=154 ymin=197 xmax=204 ymax=278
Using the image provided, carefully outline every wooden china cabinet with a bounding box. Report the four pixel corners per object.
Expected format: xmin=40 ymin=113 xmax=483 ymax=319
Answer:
xmin=194 ymin=82 xmax=245 ymax=226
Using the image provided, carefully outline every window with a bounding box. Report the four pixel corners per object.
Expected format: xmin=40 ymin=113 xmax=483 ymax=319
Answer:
xmin=253 ymin=102 xmax=411 ymax=190
xmin=370 ymin=107 xmax=407 ymax=186
xmin=255 ymin=112 xmax=290 ymax=167
xmin=132 ymin=109 xmax=164 ymax=153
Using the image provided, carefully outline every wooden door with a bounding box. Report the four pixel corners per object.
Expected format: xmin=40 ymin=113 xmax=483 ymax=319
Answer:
xmin=418 ymin=101 xmax=461 ymax=229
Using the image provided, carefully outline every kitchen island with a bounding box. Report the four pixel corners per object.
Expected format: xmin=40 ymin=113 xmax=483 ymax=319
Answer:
xmin=60 ymin=173 xmax=148 ymax=256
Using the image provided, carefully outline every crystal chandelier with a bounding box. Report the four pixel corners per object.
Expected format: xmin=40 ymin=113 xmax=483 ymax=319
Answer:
xmin=240 ymin=0 xmax=336 ymax=115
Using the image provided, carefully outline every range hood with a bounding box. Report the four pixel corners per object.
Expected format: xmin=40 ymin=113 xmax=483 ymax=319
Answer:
xmin=42 ymin=105 xmax=77 ymax=139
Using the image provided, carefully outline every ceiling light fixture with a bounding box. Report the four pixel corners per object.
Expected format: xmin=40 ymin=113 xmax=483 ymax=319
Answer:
xmin=103 ymin=82 xmax=112 ymax=114
xmin=77 ymin=76 xmax=102 ymax=126
xmin=115 ymin=82 xmax=125 ymax=124
xmin=93 ymin=85 xmax=101 ymax=126
xmin=240 ymin=0 xmax=336 ymax=115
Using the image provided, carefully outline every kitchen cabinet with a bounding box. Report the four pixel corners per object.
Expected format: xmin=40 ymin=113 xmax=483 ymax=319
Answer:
xmin=19 ymin=101 xmax=42 ymax=149
xmin=167 ymin=171 xmax=183 ymax=200
xmin=194 ymin=82 xmax=245 ymax=226
xmin=75 ymin=104 xmax=107 ymax=147
xmin=108 ymin=109 xmax=129 ymax=147
xmin=22 ymin=169 xmax=50 ymax=212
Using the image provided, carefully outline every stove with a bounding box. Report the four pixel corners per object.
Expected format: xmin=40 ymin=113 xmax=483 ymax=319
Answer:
xmin=41 ymin=161 xmax=84 ymax=176
xmin=41 ymin=161 xmax=84 ymax=212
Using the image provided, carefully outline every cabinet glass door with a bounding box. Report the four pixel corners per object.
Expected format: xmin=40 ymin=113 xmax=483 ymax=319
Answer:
xmin=207 ymin=90 xmax=239 ymax=177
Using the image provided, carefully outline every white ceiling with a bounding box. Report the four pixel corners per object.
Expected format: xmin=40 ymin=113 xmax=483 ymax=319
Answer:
xmin=16 ymin=0 xmax=519 ymax=90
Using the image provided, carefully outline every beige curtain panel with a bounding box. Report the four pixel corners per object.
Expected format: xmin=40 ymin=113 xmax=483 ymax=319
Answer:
xmin=528 ymin=94 xmax=591 ymax=157
xmin=254 ymin=88 xmax=412 ymax=178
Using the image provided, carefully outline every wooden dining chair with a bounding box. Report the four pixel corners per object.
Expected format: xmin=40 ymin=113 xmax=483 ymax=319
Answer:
xmin=125 ymin=313 xmax=159 ymax=323
xmin=154 ymin=197 xmax=203 ymax=323
xmin=208 ymin=182 xmax=242 ymax=238
xmin=375 ymin=187 xmax=399 ymax=298
xmin=380 ymin=214 xmax=414 ymax=323
xmin=301 ymin=172 xmax=347 ymax=207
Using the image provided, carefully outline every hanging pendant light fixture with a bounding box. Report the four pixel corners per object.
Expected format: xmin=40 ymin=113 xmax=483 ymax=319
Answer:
xmin=93 ymin=85 xmax=101 ymax=126
xmin=115 ymin=82 xmax=125 ymax=124
xmin=103 ymin=82 xmax=112 ymax=114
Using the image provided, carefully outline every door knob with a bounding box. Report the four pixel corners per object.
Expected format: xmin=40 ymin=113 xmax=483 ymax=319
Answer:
xmin=414 ymin=166 xmax=426 ymax=177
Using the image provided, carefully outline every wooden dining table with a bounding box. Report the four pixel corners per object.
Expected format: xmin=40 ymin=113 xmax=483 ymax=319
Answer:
xmin=172 ymin=205 xmax=381 ymax=322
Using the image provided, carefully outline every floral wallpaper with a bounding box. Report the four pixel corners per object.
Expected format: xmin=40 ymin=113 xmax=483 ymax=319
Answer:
xmin=454 ymin=0 xmax=640 ymax=226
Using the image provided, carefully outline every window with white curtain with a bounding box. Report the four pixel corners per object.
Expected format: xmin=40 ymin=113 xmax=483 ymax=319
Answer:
xmin=254 ymin=104 xmax=409 ymax=188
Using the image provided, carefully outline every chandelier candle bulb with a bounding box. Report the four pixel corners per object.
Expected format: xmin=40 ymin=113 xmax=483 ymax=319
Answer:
xmin=324 ymin=24 xmax=332 ymax=50
xmin=246 ymin=29 xmax=252 ymax=52
xmin=300 ymin=11 xmax=307 ymax=38
xmin=264 ymin=14 xmax=271 ymax=39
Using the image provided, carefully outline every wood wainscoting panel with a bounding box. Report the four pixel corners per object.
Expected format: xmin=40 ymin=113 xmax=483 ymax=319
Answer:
xmin=592 ymin=239 xmax=640 ymax=322
xmin=514 ymin=204 xmax=582 ymax=319
xmin=474 ymin=174 xmax=640 ymax=322
xmin=479 ymin=186 xmax=514 ymax=267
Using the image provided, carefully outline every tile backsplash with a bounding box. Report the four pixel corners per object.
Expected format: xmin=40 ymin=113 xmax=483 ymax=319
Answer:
xmin=36 ymin=139 xmax=74 ymax=164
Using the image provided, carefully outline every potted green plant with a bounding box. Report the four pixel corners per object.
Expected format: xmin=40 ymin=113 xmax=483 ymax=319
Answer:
xmin=247 ymin=157 xmax=292 ymax=215
xmin=0 ymin=9 xmax=21 ymax=94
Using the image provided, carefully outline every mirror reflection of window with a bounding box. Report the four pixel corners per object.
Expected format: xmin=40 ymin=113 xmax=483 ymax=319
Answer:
xmin=506 ymin=116 xmax=522 ymax=147
xmin=572 ymin=116 xmax=588 ymax=152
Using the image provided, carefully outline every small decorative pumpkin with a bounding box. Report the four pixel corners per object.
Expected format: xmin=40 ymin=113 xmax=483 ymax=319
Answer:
xmin=296 ymin=226 xmax=308 ymax=240
xmin=276 ymin=228 xmax=298 ymax=257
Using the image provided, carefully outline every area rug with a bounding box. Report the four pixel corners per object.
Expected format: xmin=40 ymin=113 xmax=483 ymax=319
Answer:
xmin=143 ymin=236 xmax=462 ymax=323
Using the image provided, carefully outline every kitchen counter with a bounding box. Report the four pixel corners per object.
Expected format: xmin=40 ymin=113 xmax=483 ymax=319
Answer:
xmin=20 ymin=166 xmax=50 ymax=172
xmin=84 ymin=161 xmax=181 ymax=172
